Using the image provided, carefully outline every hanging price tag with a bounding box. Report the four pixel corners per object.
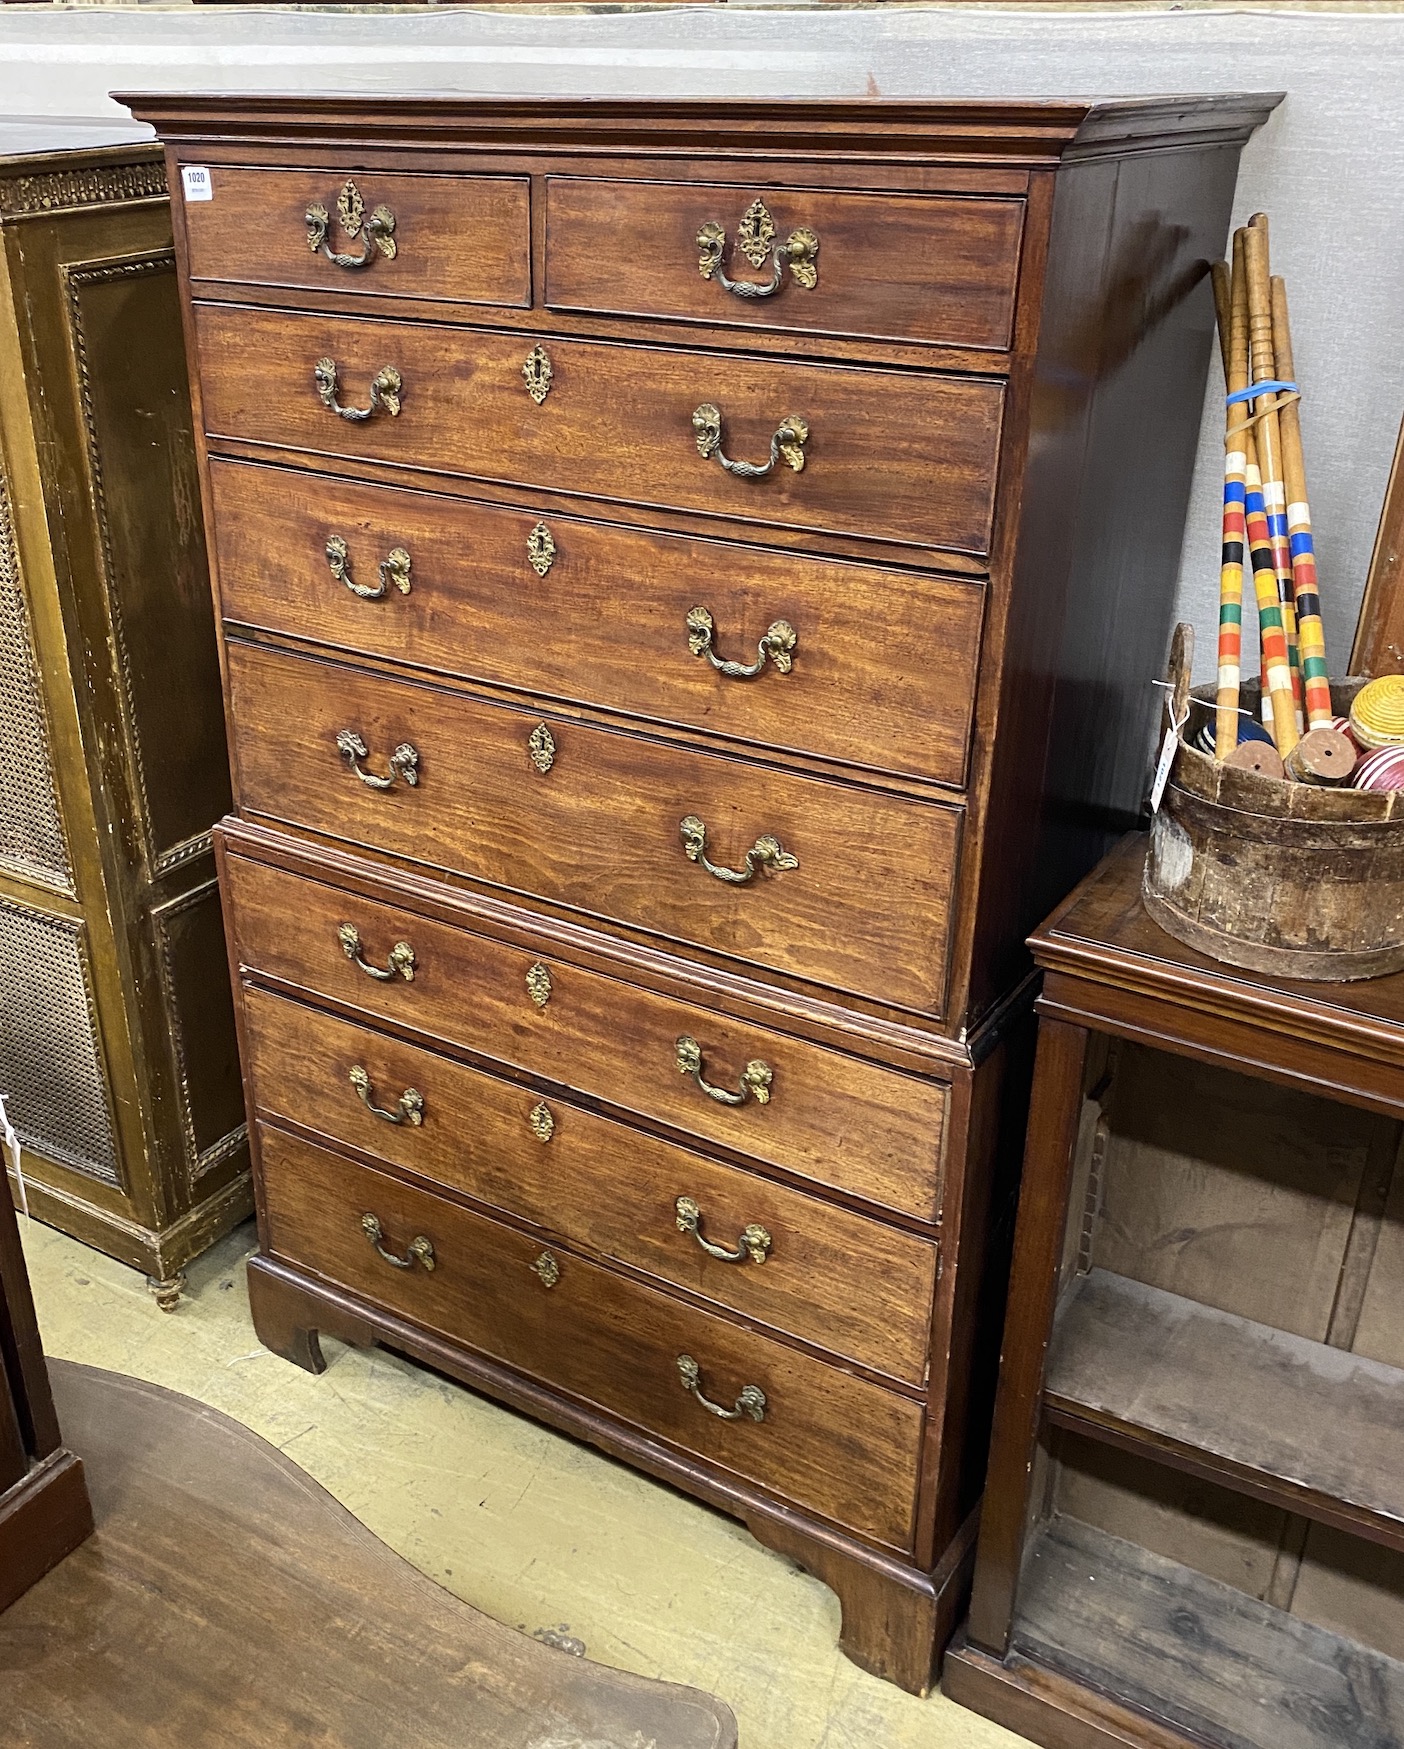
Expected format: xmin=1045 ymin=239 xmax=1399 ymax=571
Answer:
xmin=0 ymin=1094 xmax=24 ymax=1218
xmin=1149 ymin=723 xmax=1181 ymax=814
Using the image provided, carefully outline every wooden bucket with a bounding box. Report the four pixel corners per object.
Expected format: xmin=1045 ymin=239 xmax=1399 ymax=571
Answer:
xmin=1144 ymin=680 xmax=1404 ymax=981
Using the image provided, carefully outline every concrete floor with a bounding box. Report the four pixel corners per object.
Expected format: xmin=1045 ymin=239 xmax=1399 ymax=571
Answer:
xmin=20 ymin=1213 xmax=1029 ymax=1749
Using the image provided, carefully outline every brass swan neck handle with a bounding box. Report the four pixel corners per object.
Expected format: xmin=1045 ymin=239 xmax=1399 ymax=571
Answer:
xmin=306 ymin=179 xmax=397 ymax=270
xmin=697 ymin=198 xmax=818 ymax=300
xmin=675 ymin=1196 xmax=772 ymax=1265
xmin=336 ymin=730 xmax=419 ymax=791
xmin=675 ymin=1035 xmax=773 ymax=1107
xmin=680 ymin=815 xmax=797 ymax=884
xmin=687 ymin=607 xmax=796 ymax=679
xmin=692 ymin=405 xmax=808 ymax=479
xmin=315 ymin=357 xmax=402 ymax=423
xmin=677 ymin=1355 xmax=766 ymax=1422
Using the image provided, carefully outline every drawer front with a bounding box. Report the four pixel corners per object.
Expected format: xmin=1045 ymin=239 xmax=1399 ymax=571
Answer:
xmin=195 ymin=304 xmax=1004 ymax=557
xmin=223 ymin=851 xmax=947 ymax=1222
xmin=260 ymin=1124 xmax=924 ymax=1549
xmin=243 ymin=986 xmax=938 ymax=1383
xmin=546 ymin=177 xmax=1024 ymax=352
xmin=180 ymin=164 xmax=532 ymax=309
xmin=226 ymin=640 xmax=959 ymax=1013
xmin=209 ymin=458 xmax=984 ymax=788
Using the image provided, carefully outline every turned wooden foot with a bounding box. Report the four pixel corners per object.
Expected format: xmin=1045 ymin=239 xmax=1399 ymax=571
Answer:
xmin=146 ymin=1272 xmax=186 ymax=1313
xmin=745 ymin=1506 xmax=981 ymax=1695
xmin=247 ymin=1255 xmax=376 ymax=1374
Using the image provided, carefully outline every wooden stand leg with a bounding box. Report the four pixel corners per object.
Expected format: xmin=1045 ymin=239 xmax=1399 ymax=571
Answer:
xmin=966 ymin=1016 xmax=1090 ymax=1658
xmin=247 ymin=1256 xmax=377 ymax=1374
xmin=146 ymin=1272 xmax=186 ymax=1313
xmin=745 ymin=1506 xmax=980 ymax=1695
xmin=0 ymin=1446 xmax=93 ymax=1613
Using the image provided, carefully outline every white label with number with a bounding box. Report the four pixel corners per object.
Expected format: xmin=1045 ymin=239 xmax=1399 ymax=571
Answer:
xmin=182 ymin=164 xmax=213 ymax=202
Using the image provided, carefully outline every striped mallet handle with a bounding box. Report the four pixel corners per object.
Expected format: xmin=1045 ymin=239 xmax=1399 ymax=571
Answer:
xmin=1211 ymin=261 xmax=1245 ymax=759
xmin=1270 ymin=274 xmax=1330 ymax=726
xmin=1230 ymin=231 xmax=1298 ymax=755
xmin=1244 ymin=219 xmax=1304 ymax=731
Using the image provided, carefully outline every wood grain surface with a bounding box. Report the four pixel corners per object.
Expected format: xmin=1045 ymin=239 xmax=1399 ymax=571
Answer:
xmin=0 ymin=1360 xmax=737 ymax=1749
xmin=225 ymin=638 xmax=962 ymax=1012
xmin=182 ymin=163 xmax=532 ymax=309
xmin=208 ymin=457 xmax=985 ymax=789
xmin=259 ymin=1125 xmax=925 ymax=1550
xmin=544 ymin=176 xmax=1024 ymax=351
xmin=241 ymin=984 xmax=939 ymax=1383
xmin=223 ymin=847 xmax=950 ymax=1220
xmin=194 ymin=302 xmax=1004 ymax=556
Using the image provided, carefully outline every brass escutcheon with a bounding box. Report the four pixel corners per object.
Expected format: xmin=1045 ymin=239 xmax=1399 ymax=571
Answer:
xmin=532 ymin=1251 xmax=561 ymax=1289
xmin=526 ymin=521 xmax=556 ymax=577
xmin=525 ymin=961 xmax=553 ymax=1008
xmin=528 ymin=723 xmax=556 ymax=774
xmin=523 ymin=344 xmax=553 ymax=405
xmin=528 ymin=1101 xmax=555 ymax=1144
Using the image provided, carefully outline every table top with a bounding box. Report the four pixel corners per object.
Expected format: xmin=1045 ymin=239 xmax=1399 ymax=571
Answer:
xmin=1031 ymin=833 xmax=1404 ymax=1112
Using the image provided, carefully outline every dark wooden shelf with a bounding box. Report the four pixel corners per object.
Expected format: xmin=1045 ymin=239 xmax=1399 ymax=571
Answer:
xmin=1044 ymin=1268 xmax=1404 ymax=1555
xmin=1017 ymin=1515 xmax=1404 ymax=1749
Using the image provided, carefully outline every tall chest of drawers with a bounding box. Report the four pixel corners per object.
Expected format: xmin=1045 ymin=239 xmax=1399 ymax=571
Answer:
xmin=130 ymin=94 xmax=1274 ymax=1692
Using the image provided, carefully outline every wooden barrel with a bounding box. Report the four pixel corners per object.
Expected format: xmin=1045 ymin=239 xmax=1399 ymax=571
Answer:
xmin=1144 ymin=680 xmax=1404 ymax=980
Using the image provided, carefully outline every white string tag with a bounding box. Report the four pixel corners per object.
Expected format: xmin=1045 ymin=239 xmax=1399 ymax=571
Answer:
xmin=1149 ymin=701 xmax=1190 ymax=814
xmin=0 ymin=1094 xmax=24 ymax=1218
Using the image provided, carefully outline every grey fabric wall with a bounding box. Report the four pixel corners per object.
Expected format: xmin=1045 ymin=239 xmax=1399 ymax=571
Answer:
xmin=4 ymin=3 xmax=1401 ymax=683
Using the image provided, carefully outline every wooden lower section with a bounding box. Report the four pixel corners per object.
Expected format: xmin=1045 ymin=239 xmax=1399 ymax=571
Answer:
xmin=248 ymin=1248 xmax=971 ymax=1694
xmin=0 ymin=1446 xmax=93 ymax=1614
xmin=947 ymin=1515 xmax=1404 ymax=1749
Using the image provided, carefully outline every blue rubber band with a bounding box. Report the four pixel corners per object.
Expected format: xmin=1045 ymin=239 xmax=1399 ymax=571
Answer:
xmin=1226 ymin=380 xmax=1299 ymax=406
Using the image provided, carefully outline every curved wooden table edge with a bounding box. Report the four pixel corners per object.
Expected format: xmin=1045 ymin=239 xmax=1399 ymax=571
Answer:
xmin=5 ymin=1359 xmax=738 ymax=1749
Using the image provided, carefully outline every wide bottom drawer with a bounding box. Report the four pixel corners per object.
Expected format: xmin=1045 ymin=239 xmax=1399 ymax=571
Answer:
xmin=258 ymin=1124 xmax=924 ymax=1551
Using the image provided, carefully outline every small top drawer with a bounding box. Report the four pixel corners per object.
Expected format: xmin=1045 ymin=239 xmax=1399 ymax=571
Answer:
xmin=546 ymin=178 xmax=1025 ymax=353
xmin=179 ymin=164 xmax=532 ymax=310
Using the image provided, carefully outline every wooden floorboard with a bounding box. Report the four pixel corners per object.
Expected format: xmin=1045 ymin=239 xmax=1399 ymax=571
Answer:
xmin=1015 ymin=1515 xmax=1404 ymax=1749
xmin=0 ymin=1360 xmax=737 ymax=1749
xmin=1045 ymin=1269 xmax=1404 ymax=1549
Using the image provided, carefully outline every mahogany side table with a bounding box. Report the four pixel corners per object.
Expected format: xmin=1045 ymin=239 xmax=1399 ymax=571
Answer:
xmin=944 ymin=832 xmax=1404 ymax=1748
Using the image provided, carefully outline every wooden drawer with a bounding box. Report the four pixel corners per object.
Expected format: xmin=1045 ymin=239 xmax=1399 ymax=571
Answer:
xmin=242 ymin=985 xmax=938 ymax=1383
xmin=545 ymin=177 xmax=1024 ymax=352
xmin=194 ymin=304 xmax=1004 ymax=557
xmin=259 ymin=1124 xmax=924 ymax=1549
xmin=209 ymin=458 xmax=984 ymax=789
xmin=222 ymin=849 xmax=947 ymax=1222
xmin=226 ymin=640 xmax=960 ymax=1013
xmin=180 ymin=164 xmax=532 ymax=309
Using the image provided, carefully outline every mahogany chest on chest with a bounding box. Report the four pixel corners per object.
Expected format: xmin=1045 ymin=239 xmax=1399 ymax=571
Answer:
xmin=129 ymin=93 xmax=1273 ymax=1691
